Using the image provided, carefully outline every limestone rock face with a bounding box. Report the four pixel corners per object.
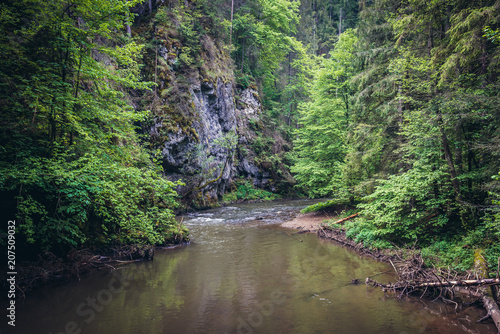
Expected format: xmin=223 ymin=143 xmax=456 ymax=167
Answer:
xmin=151 ymin=82 xmax=272 ymax=204
xmin=154 ymin=79 xmax=236 ymax=201
xmin=238 ymin=88 xmax=261 ymax=117
xmin=137 ymin=3 xmax=273 ymax=206
xmin=234 ymin=87 xmax=270 ymax=189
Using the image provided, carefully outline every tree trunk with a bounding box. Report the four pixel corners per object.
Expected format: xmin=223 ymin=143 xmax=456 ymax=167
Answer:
xmin=230 ymin=0 xmax=234 ymax=45
xmin=332 ymin=213 xmax=359 ymax=224
xmin=437 ymin=114 xmax=462 ymax=201
xmin=366 ymin=277 xmax=500 ymax=333
xmin=479 ymin=294 xmax=500 ymax=333
xmin=339 ymin=7 xmax=342 ymax=35
xmin=126 ymin=0 xmax=132 ymax=36
xmin=240 ymin=38 xmax=244 ymax=72
xmin=427 ymin=22 xmax=433 ymax=56
xmin=155 ymin=42 xmax=158 ymax=94
xmin=454 ymin=120 xmax=463 ymax=175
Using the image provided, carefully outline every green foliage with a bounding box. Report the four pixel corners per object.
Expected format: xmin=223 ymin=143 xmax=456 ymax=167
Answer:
xmin=484 ymin=26 xmax=500 ymax=44
xmin=183 ymin=131 xmax=237 ymax=195
xmin=230 ymin=0 xmax=302 ymax=100
xmin=301 ymin=200 xmax=336 ymax=214
xmin=489 ymin=172 xmax=500 ymax=239
xmin=1 ymin=154 xmax=184 ymax=251
xmin=286 ymin=0 xmax=500 ymax=274
xmin=222 ymin=178 xmax=279 ymax=203
xmin=420 ymin=222 xmax=500 ymax=273
xmin=291 ymin=30 xmax=358 ymax=198
xmin=300 ymin=198 xmax=354 ymax=214
xmin=0 ymin=0 xmax=187 ymax=255
xmin=297 ymin=0 xmax=359 ymax=55
xmin=236 ymin=74 xmax=256 ymax=90
xmin=321 ymin=208 xmax=359 ymax=229
xmin=355 ymin=161 xmax=452 ymax=245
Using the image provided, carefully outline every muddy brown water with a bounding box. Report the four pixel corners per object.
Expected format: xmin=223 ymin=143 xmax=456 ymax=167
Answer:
xmin=2 ymin=200 xmax=496 ymax=334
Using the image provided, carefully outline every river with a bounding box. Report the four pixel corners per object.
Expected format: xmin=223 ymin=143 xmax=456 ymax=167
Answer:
xmin=3 ymin=200 xmax=496 ymax=334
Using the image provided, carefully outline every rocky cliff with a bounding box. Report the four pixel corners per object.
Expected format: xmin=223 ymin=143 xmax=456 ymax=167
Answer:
xmin=135 ymin=3 xmax=275 ymax=207
xmin=151 ymin=80 xmax=269 ymax=207
xmin=151 ymin=78 xmax=237 ymax=203
xmin=234 ymin=87 xmax=273 ymax=190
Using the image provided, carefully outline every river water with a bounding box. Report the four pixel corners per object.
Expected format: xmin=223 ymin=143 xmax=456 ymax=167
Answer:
xmin=4 ymin=200 xmax=496 ymax=334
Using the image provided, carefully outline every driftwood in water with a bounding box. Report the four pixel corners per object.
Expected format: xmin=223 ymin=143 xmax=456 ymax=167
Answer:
xmin=318 ymin=225 xmax=500 ymax=332
xmin=366 ymin=277 xmax=500 ymax=333
xmin=479 ymin=293 xmax=500 ymax=333
xmin=332 ymin=213 xmax=359 ymax=224
xmin=451 ymin=286 xmax=500 ymax=333
xmin=473 ymin=250 xmax=500 ymax=334
xmin=365 ymin=277 xmax=500 ymax=290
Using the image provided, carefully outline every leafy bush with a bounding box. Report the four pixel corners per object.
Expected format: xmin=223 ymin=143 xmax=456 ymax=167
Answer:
xmin=0 ymin=154 xmax=187 ymax=253
xmin=0 ymin=0 xmax=189 ymax=257
xmin=222 ymin=178 xmax=279 ymax=203
xmin=301 ymin=198 xmax=362 ymax=213
xmin=301 ymin=200 xmax=338 ymax=213
xmin=419 ymin=224 xmax=500 ymax=274
xmin=353 ymin=160 xmax=453 ymax=246
xmin=236 ymin=74 xmax=255 ymax=90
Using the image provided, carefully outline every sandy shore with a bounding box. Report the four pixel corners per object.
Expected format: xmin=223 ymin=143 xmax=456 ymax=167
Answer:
xmin=281 ymin=211 xmax=336 ymax=233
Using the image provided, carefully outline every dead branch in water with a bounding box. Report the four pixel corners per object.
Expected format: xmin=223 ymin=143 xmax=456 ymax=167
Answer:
xmin=365 ymin=277 xmax=500 ymax=290
xmin=365 ymin=272 xmax=500 ymax=333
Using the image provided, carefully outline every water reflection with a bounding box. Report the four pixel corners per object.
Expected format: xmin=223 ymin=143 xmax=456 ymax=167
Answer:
xmin=4 ymin=200 xmax=495 ymax=334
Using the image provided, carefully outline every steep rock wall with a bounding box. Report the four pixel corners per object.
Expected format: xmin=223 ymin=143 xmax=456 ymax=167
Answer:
xmin=151 ymin=78 xmax=237 ymax=202
xmin=151 ymin=82 xmax=269 ymax=205
xmin=138 ymin=3 xmax=268 ymax=206
xmin=234 ymin=87 xmax=271 ymax=189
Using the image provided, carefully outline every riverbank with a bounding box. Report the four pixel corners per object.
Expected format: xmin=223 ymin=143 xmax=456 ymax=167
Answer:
xmin=280 ymin=213 xmax=500 ymax=333
xmin=281 ymin=211 xmax=335 ymax=232
xmin=0 ymin=243 xmax=187 ymax=300
xmin=280 ymin=212 xmax=394 ymax=262
xmin=319 ymin=226 xmax=500 ymax=333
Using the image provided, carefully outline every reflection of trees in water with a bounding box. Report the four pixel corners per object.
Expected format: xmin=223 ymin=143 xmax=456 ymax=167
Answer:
xmin=93 ymin=253 xmax=188 ymax=333
xmin=21 ymin=218 xmax=493 ymax=334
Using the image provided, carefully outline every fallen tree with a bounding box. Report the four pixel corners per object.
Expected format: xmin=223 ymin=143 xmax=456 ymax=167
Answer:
xmin=365 ymin=277 xmax=500 ymax=290
xmin=365 ymin=277 xmax=500 ymax=333
xmin=480 ymin=293 xmax=500 ymax=333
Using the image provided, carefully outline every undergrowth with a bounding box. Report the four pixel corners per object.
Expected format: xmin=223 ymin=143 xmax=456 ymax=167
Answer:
xmin=222 ymin=178 xmax=280 ymax=203
xmin=314 ymin=198 xmax=500 ymax=276
xmin=341 ymin=218 xmax=500 ymax=275
xmin=300 ymin=198 xmax=362 ymax=213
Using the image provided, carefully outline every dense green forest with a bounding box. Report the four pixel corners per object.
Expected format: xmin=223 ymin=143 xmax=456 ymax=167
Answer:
xmin=0 ymin=0 xmax=188 ymax=257
xmin=1 ymin=0 xmax=499 ymax=271
xmin=290 ymin=0 xmax=500 ymax=270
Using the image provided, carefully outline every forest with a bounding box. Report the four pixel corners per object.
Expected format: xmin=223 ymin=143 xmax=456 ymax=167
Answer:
xmin=1 ymin=0 xmax=499 ymax=274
